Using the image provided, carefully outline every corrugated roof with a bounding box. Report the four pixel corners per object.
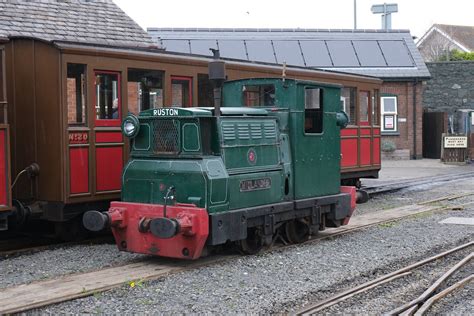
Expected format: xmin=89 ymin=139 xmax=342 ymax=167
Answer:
xmin=147 ymin=28 xmax=430 ymax=80
xmin=0 ymin=0 xmax=156 ymax=48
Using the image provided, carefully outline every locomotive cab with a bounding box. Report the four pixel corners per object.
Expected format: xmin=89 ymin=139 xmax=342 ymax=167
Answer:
xmin=84 ymin=78 xmax=356 ymax=260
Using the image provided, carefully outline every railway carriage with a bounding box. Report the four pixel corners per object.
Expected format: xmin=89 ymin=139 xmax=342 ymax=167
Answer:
xmin=83 ymin=77 xmax=357 ymax=259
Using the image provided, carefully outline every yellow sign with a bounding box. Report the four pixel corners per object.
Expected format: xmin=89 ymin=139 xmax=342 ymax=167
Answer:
xmin=444 ymin=136 xmax=468 ymax=148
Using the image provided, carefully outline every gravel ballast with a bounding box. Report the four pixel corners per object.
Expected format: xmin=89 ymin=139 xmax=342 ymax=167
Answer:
xmin=34 ymin=204 xmax=474 ymax=314
xmin=0 ymin=243 xmax=146 ymax=289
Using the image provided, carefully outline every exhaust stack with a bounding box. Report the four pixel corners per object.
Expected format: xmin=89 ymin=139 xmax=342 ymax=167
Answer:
xmin=208 ymin=49 xmax=226 ymax=117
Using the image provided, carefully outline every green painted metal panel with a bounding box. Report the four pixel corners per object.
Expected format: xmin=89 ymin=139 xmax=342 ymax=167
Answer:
xmin=227 ymin=171 xmax=284 ymax=210
xmin=290 ymin=83 xmax=341 ymax=199
xmin=122 ymin=160 xmax=208 ymax=207
xmin=182 ymin=122 xmax=200 ymax=152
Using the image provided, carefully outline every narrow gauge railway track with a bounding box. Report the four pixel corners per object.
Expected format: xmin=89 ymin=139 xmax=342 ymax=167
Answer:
xmin=295 ymin=243 xmax=473 ymax=316
xmin=364 ymin=171 xmax=474 ymax=196
xmin=0 ymin=193 xmax=473 ymax=314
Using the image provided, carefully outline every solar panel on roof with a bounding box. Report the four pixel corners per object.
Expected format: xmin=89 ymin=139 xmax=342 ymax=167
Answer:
xmin=272 ymin=40 xmax=305 ymax=67
xmin=162 ymin=40 xmax=191 ymax=54
xmin=299 ymin=40 xmax=332 ymax=67
xmin=245 ymin=40 xmax=277 ymax=63
xmin=378 ymin=40 xmax=414 ymax=67
xmin=352 ymin=41 xmax=387 ymax=67
xmin=326 ymin=41 xmax=359 ymax=67
xmin=217 ymin=40 xmax=248 ymax=60
xmin=189 ymin=40 xmax=218 ymax=56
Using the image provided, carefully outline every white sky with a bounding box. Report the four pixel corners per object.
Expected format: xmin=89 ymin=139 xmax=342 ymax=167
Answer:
xmin=114 ymin=0 xmax=474 ymax=40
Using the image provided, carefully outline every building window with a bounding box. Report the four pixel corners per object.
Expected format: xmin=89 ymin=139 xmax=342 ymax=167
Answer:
xmin=304 ymin=88 xmax=323 ymax=134
xmin=95 ymin=71 xmax=120 ymax=121
xmin=67 ymin=64 xmax=86 ymax=125
xmin=242 ymin=84 xmax=275 ymax=107
xmin=128 ymin=69 xmax=164 ymax=115
xmin=359 ymin=91 xmax=369 ymax=125
xmin=171 ymin=76 xmax=192 ymax=107
xmin=381 ymin=96 xmax=398 ymax=132
xmin=341 ymin=87 xmax=356 ymax=125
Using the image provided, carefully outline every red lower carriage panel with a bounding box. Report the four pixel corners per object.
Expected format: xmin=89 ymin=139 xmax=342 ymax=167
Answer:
xmin=108 ymin=201 xmax=209 ymax=259
xmin=341 ymin=138 xmax=358 ymax=167
xmin=96 ymin=146 xmax=123 ymax=191
xmin=69 ymin=147 xmax=89 ymax=194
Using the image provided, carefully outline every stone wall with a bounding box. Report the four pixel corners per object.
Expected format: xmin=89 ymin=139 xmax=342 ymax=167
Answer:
xmin=424 ymin=62 xmax=474 ymax=113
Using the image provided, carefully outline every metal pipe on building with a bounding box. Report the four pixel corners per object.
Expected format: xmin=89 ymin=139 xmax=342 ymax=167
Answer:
xmin=413 ymin=79 xmax=418 ymax=159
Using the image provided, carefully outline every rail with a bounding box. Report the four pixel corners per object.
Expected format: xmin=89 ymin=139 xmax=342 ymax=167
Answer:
xmin=295 ymin=242 xmax=473 ymax=316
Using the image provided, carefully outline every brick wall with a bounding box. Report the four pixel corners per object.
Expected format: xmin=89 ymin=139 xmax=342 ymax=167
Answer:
xmin=127 ymin=82 xmax=139 ymax=115
xmin=171 ymin=83 xmax=183 ymax=106
xmin=381 ymin=81 xmax=424 ymax=159
xmin=67 ymin=77 xmax=77 ymax=124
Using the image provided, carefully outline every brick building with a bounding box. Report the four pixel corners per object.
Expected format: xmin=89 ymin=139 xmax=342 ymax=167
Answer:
xmin=148 ymin=28 xmax=430 ymax=159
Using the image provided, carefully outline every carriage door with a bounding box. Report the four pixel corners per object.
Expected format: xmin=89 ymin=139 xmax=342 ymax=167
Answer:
xmin=94 ymin=71 xmax=123 ymax=193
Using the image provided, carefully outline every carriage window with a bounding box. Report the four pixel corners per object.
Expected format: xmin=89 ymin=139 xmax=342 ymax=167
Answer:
xmin=359 ymin=91 xmax=369 ymax=125
xmin=67 ymin=64 xmax=86 ymax=125
xmin=198 ymin=74 xmax=214 ymax=107
xmin=242 ymin=84 xmax=275 ymax=107
xmin=171 ymin=76 xmax=192 ymax=107
xmin=372 ymin=90 xmax=380 ymax=126
xmin=95 ymin=72 xmax=120 ymax=120
xmin=304 ymin=88 xmax=323 ymax=134
xmin=128 ymin=69 xmax=164 ymax=115
xmin=341 ymin=87 xmax=356 ymax=125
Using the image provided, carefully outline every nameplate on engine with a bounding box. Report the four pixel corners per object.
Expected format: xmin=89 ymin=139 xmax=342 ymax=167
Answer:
xmin=153 ymin=108 xmax=179 ymax=116
xmin=240 ymin=178 xmax=272 ymax=192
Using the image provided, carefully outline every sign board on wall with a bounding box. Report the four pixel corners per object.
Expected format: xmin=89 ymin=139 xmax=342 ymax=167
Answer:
xmin=444 ymin=136 xmax=468 ymax=148
xmin=384 ymin=115 xmax=394 ymax=129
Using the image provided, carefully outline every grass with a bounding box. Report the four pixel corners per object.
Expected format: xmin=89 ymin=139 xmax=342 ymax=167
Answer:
xmin=378 ymin=221 xmax=397 ymax=228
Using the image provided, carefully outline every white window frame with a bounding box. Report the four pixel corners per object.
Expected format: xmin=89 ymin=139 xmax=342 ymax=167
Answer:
xmin=381 ymin=96 xmax=398 ymax=133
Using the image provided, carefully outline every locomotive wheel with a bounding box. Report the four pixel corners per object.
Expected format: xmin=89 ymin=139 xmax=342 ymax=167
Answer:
xmin=284 ymin=219 xmax=310 ymax=244
xmin=237 ymin=227 xmax=264 ymax=255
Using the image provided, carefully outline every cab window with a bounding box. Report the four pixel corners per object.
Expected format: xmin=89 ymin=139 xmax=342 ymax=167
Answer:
xmin=305 ymin=88 xmax=323 ymax=134
xmin=242 ymin=84 xmax=275 ymax=107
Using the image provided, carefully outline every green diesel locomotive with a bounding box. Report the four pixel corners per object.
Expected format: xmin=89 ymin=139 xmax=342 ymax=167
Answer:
xmin=83 ymin=78 xmax=356 ymax=259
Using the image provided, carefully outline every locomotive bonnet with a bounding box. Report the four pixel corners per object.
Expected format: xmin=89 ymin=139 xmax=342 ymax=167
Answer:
xmin=83 ymin=77 xmax=356 ymax=259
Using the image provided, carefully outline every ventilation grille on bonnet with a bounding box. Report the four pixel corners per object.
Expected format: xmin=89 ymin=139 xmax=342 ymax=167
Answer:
xmin=150 ymin=119 xmax=180 ymax=154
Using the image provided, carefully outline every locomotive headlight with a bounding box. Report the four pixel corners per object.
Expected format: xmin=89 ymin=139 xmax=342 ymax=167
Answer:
xmin=122 ymin=114 xmax=140 ymax=138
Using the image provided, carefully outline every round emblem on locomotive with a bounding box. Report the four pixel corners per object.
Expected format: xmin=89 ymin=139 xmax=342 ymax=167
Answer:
xmin=247 ymin=148 xmax=257 ymax=165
